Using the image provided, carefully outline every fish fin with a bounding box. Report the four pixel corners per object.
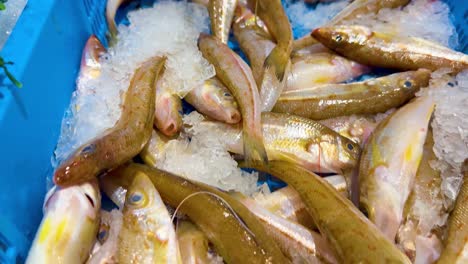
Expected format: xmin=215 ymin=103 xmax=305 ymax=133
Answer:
xmin=263 ymin=46 xmax=289 ymax=82
xmin=243 ymin=130 xmax=268 ymax=165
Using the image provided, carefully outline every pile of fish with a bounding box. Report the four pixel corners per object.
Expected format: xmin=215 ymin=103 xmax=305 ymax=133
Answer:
xmin=27 ymin=0 xmax=467 ymax=263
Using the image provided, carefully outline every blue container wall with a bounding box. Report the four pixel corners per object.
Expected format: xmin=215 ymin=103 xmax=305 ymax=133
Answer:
xmin=0 ymin=0 xmax=466 ymax=262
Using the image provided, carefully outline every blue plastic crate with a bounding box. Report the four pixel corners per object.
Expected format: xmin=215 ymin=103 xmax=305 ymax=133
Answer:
xmin=0 ymin=0 xmax=466 ymax=262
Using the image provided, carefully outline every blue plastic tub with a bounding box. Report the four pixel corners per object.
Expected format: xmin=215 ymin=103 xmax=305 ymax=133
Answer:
xmin=0 ymin=0 xmax=466 ymax=262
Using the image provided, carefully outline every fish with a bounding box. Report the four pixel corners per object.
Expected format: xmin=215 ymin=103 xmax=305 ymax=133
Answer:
xmin=312 ymin=25 xmax=468 ymax=72
xmin=184 ymin=77 xmax=241 ymax=124
xmin=198 ymin=33 xmax=268 ymax=164
xmin=208 ymin=0 xmax=238 ymax=44
xmin=199 ymin=112 xmax=360 ymax=173
xmin=106 ymin=163 xmax=290 ymax=264
xmin=286 ymin=52 xmax=371 ymax=91
xmin=118 ymin=171 xmax=181 ymax=263
xmin=243 ymin=161 xmax=411 ymax=263
xmin=176 ymin=220 xmax=212 ymax=264
xmin=436 ymin=159 xmax=468 ymax=264
xmin=247 ymin=0 xmax=293 ymax=81
xmin=106 ymin=0 xmax=131 ymax=44
xmin=232 ymin=5 xmax=274 ymax=85
xmin=87 ymin=209 xmax=123 ymax=264
xmin=53 ymin=56 xmax=166 ymax=187
xmin=26 ymin=181 xmax=101 ymax=264
xmin=254 ymin=176 xmax=347 ymax=230
xmin=79 ymin=35 xmax=106 ymax=79
xmin=396 ymin=129 xmax=445 ymax=263
xmin=139 ymin=129 xmax=171 ymax=169
xmin=233 ymin=4 xmax=286 ymax=111
xmin=292 ymin=0 xmax=410 ymax=52
xmin=154 ymin=70 xmax=183 ymax=137
xmin=318 ymin=114 xmax=389 ymax=147
xmin=359 ymin=96 xmax=435 ymax=242
xmin=274 ymin=69 xmax=431 ymax=120
xmin=234 ymin=194 xmax=339 ymax=264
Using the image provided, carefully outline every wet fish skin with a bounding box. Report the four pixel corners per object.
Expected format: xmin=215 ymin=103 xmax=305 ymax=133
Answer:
xmin=359 ymin=96 xmax=435 ymax=242
xmin=185 ymin=77 xmax=241 ymax=124
xmin=243 ymin=161 xmax=411 ymax=263
xmin=201 ymin=112 xmax=360 ymax=173
xmin=274 ymin=69 xmax=431 ymax=120
xmin=209 ymin=0 xmax=238 ymax=44
xmin=397 ymin=129 xmax=445 ymax=262
xmin=235 ymin=194 xmax=339 ymax=264
xmin=292 ymin=0 xmax=410 ymax=52
xmin=87 ymin=210 xmax=123 ymax=264
xmin=118 ymin=171 xmax=181 ymax=263
xmin=233 ymin=4 xmax=287 ymax=112
xmin=154 ymin=71 xmax=183 ymax=136
xmin=53 ymin=57 xmax=166 ymax=187
xmin=312 ymin=25 xmax=468 ymax=72
xmin=286 ymin=52 xmax=371 ymax=91
xmin=106 ymin=0 xmax=130 ymax=45
xmin=80 ymin=35 xmax=106 ymax=79
xmin=139 ymin=129 xmax=172 ymax=169
xmin=198 ymin=33 xmax=268 ymax=164
xmin=233 ymin=4 xmax=275 ymax=87
xmin=253 ymin=175 xmax=348 ymax=230
xmin=107 ymin=163 xmax=290 ymax=264
xmin=26 ymin=181 xmax=101 ymax=264
xmin=176 ymin=221 xmax=211 ymax=264
xmin=436 ymin=159 xmax=468 ymax=264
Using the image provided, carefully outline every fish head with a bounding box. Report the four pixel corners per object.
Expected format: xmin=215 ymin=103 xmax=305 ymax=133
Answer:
xmin=234 ymin=4 xmax=269 ymax=34
xmin=201 ymin=79 xmax=241 ymax=124
xmin=312 ymin=25 xmax=373 ymax=53
xmin=123 ymin=171 xmax=157 ymax=216
xmin=155 ymin=92 xmax=182 ymax=136
xmin=307 ymin=133 xmax=360 ymax=173
xmin=54 ymin=143 xmax=102 ymax=187
xmin=396 ymin=69 xmax=432 ymax=92
xmin=80 ymin=35 xmax=105 ymax=79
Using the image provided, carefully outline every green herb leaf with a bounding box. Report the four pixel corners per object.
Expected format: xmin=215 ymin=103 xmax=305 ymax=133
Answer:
xmin=0 ymin=56 xmax=22 ymax=88
xmin=0 ymin=3 xmax=5 ymax=11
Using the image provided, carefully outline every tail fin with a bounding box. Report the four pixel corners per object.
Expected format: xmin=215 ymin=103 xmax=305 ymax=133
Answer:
xmin=243 ymin=130 xmax=268 ymax=165
xmin=263 ymin=46 xmax=289 ymax=82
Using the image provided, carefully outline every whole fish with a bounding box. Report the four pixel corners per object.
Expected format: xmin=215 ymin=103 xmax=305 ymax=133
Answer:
xmin=106 ymin=0 xmax=131 ymax=44
xmin=235 ymin=194 xmax=339 ymax=264
xmin=176 ymin=220 xmax=211 ymax=264
xmin=184 ymin=77 xmax=241 ymax=124
xmin=79 ymin=35 xmax=105 ymax=79
xmin=198 ymin=33 xmax=268 ymax=164
xmin=397 ymin=129 xmax=445 ymax=263
xmin=106 ymin=163 xmax=290 ymax=264
xmin=118 ymin=171 xmax=181 ymax=263
xmin=254 ymin=176 xmax=348 ymax=230
xmin=154 ymin=70 xmax=183 ymax=136
xmin=233 ymin=4 xmax=286 ymax=111
xmin=87 ymin=209 xmax=123 ymax=264
xmin=232 ymin=5 xmax=274 ymax=87
xmin=436 ymin=159 xmax=468 ymax=264
xmin=200 ymin=112 xmax=360 ymax=173
xmin=359 ymin=96 xmax=435 ymax=242
xmin=292 ymin=0 xmax=410 ymax=52
xmin=274 ymin=69 xmax=431 ymax=120
xmin=26 ymin=181 xmax=101 ymax=264
xmin=209 ymin=0 xmax=238 ymax=44
xmin=286 ymin=52 xmax=370 ymax=91
xmin=312 ymin=25 xmax=468 ymax=72
xmin=243 ymin=161 xmax=411 ymax=263
xmin=53 ymin=57 xmax=166 ymax=187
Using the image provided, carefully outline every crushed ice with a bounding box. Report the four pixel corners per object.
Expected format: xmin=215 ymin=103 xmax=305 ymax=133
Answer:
xmin=54 ymin=1 xmax=214 ymax=164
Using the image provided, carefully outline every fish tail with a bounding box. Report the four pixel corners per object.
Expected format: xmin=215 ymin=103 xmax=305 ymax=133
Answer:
xmin=263 ymin=46 xmax=290 ymax=82
xmin=243 ymin=130 xmax=268 ymax=165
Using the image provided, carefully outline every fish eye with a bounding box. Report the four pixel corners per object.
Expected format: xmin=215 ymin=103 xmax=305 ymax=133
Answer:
xmin=403 ymin=80 xmax=413 ymax=88
xmin=81 ymin=144 xmax=96 ymax=155
xmin=333 ymin=34 xmax=343 ymax=42
xmin=129 ymin=191 xmax=145 ymax=205
xmin=98 ymin=224 xmax=109 ymax=243
xmin=223 ymin=92 xmax=231 ymax=97
xmin=347 ymin=143 xmax=354 ymax=151
xmin=85 ymin=193 xmax=96 ymax=208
